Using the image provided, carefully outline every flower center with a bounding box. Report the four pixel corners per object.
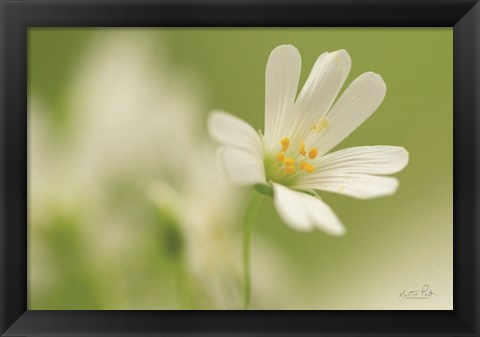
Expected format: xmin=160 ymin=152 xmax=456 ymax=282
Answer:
xmin=264 ymin=136 xmax=318 ymax=185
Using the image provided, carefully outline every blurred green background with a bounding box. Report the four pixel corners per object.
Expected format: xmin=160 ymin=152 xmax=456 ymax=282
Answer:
xmin=28 ymin=28 xmax=452 ymax=310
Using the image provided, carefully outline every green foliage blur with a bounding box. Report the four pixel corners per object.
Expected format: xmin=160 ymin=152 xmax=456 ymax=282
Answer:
xmin=29 ymin=28 xmax=452 ymax=310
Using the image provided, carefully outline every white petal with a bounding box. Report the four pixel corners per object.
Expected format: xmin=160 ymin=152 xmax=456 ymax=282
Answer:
xmin=306 ymin=72 xmax=387 ymax=156
xmin=218 ymin=147 xmax=266 ymax=186
xmin=272 ymin=183 xmax=345 ymax=235
xmin=317 ymin=146 xmax=409 ymax=175
xmin=208 ymin=110 xmax=263 ymax=157
xmin=264 ymin=45 xmax=301 ymax=152
xmin=296 ymin=173 xmax=399 ymax=199
xmin=290 ymin=50 xmax=351 ymax=145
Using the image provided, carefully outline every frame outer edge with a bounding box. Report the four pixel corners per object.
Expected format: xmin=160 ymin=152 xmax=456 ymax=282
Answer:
xmin=1 ymin=0 xmax=5 ymax=334
xmin=0 ymin=1 xmax=479 ymax=337
xmin=0 ymin=1 xmax=28 ymax=335
xmin=472 ymin=3 xmax=479 ymax=334
xmin=454 ymin=1 xmax=480 ymax=335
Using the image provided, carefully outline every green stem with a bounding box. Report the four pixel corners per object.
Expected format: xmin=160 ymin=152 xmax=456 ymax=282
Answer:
xmin=243 ymin=191 xmax=263 ymax=310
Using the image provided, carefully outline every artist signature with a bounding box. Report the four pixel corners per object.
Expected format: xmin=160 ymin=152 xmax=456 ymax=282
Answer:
xmin=399 ymin=284 xmax=436 ymax=300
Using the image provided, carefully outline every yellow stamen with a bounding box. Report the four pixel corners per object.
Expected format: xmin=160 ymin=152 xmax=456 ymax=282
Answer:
xmin=277 ymin=152 xmax=285 ymax=162
xmin=280 ymin=137 xmax=290 ymax=151
xmin=311 ymin=117 xmax=329 ymax=133
xmin=284 ymin=164 xmax=295 ymax=175
xmin=301 ymin=162 xmax=315 ymax=173
xmin=284 ymin=158 xmax=295 ymax=165
xmin=299 ymin=141 xmax=307 ymax=156
xmin=308 ymin=148 xmax=318 ymax=160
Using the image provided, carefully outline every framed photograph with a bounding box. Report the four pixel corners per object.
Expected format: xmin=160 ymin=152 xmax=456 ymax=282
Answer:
xmin=1 ymin=0 xmax=479 ymax=336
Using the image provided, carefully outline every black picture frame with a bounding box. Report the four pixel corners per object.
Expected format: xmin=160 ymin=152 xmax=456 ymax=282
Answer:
xmin=1 ymin=0 xmax=479 ymax=336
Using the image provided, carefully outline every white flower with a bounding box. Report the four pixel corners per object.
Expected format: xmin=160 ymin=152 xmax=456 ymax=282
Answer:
xmin=208 ymin=45 xmax=409 ymax=235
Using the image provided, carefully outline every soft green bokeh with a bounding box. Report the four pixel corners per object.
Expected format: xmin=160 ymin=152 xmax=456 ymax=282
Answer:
xmin=29 ymin=28 xmax=452 ymax=309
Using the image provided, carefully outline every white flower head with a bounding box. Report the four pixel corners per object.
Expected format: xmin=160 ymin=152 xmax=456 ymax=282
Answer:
xmin=208 ymin=45 xmax=409 ymax=235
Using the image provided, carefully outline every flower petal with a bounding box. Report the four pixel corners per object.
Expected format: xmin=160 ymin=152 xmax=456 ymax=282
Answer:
xmin=306 ymin=72 xmax=387 ymax=156
xmin=218 ymin=147 xmax=266 ymax=186
xmin=316 ymin=146 xmax=409 ymax=175
xmin=264 ymin=45 xmax=302 ymax=152
xmin=290 ymin=50 xmax=351 ymax=145
xmin=208 ymin=110 xmax=263 ymax=157
xmin=295 ymin=173 xmax=399 ymax=199
xmin=272 ymin=183 xmax=345 ymax=235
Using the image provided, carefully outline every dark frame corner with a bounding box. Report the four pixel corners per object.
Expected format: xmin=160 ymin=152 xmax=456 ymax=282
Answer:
xmin=1 ymin=1 xmax=479 ymax=336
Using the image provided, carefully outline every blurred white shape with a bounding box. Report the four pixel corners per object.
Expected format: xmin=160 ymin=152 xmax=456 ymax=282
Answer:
xmin=149 ymin=141 xmax=244 ymax=309
xmin=30 ymin=30 xmax=245 ymax=309
xmin=68 ymin=31 xmax=202 ymax=184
